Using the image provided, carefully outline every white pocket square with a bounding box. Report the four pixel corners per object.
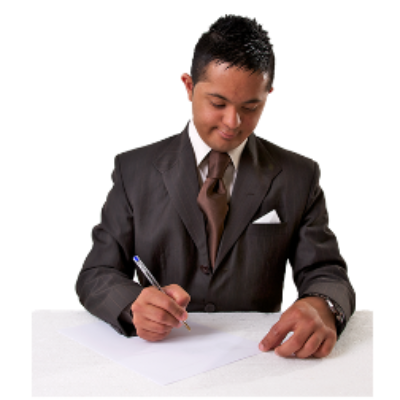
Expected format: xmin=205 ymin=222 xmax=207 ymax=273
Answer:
xmin=253 ymin=210 xmax=281 ymax=224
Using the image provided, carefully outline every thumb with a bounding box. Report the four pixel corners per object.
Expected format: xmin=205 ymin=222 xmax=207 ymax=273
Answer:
xmin=163 ymin=284 xmax=191 ymax=309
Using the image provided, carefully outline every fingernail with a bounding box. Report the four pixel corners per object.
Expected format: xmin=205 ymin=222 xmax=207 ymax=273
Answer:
xmin=259 ymin=343 xmax=265 ymax=351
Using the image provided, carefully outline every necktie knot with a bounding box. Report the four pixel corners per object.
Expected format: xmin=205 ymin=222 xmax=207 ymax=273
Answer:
xmin=207 ymin=151 xmax=231 ymax=179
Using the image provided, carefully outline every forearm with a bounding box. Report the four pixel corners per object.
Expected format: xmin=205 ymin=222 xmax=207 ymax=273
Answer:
xmin=76 ymin=265 xmax=143 ymax=336
xmin=290 ymin=162 xmax=355 ymax=330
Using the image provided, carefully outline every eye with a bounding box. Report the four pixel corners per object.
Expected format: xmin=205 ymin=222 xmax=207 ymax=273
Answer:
xmin=242 ymin=106 xmax=258 ymax=112
xmin=211 ymin=103 xmax=257 ymax=111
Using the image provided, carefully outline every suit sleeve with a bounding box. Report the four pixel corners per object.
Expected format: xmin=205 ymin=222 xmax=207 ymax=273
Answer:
xmin=75 ymin=155 xmax=142 ymax=336
xmin=289 ymin=162 xmax=356 ymax=329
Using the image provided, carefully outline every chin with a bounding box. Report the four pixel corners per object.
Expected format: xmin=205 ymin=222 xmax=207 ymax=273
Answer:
xmin=210 ymin=140 xmax=235 ymax=153
xmin=216 ymin=146 xmax=237 ymax=153
xmin=203 ymin=130 xmax=241 ymax=152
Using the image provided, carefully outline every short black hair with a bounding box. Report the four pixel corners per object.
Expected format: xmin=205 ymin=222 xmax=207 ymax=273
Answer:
xmin=191 ymin=15 xmax=275 ymax=91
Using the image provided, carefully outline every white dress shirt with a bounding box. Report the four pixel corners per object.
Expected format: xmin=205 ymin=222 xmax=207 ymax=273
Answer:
xmin=188 ymin=120 xmax=247 ymax=201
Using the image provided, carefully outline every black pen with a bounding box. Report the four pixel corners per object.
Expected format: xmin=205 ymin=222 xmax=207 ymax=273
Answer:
xmin=133 ymin=256 xmax=191 ymax=331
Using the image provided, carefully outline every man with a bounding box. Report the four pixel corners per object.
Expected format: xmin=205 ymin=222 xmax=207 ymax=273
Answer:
xmin=76 ymin=15 xmax=355 ymax=359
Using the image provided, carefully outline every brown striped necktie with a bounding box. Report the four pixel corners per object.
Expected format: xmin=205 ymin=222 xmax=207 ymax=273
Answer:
xmin=197 ymin=150 xmax=231 ymax=268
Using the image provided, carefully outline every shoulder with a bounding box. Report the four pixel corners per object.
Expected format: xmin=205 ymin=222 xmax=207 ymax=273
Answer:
xmin=113 ymin=133 xmax=182 ymax=176
xmin=254 ymin=135 xmax=318 ymax=177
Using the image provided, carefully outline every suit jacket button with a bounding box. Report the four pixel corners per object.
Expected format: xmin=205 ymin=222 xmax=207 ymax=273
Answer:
xmin=200 ymin=265 xmax=211 ymax=275
xmin=205 ymin=303 xmax=216 ymax=312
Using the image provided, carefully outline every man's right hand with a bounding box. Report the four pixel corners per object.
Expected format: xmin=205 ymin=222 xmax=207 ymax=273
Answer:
xmin=131 ymin=284 xmax=190 ymax=342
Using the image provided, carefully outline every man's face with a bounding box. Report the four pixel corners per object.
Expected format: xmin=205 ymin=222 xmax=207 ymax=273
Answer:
xmin=182 ymin=61 xmax=272 ymax=152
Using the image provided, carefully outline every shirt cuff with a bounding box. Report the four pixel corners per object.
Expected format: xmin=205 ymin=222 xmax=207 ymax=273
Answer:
xmin=117 ymin=302 xmax=136 ymax=336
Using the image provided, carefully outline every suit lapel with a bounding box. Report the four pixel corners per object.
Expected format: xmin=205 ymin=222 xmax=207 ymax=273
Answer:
xmin=215 ymin=134 xmax=282 ymax=269
xmin=154 ymin=128 xmax=282 ymax=270
xmin=154 ymin=126 xmax=209 ymax=264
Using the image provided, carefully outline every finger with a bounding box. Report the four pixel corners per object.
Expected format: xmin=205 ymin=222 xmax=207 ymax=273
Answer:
xmin=259 ymin=317 xmax=294 ymax=352
xmin=313 ymin=333 xmax=336 ymax=358
xmin=163 ymin=284 xmax=191 ymax=309
xmin=274 ymin=328 xmax=313 ymax=358
xmin=132 ymin=290 xmax=181 ymax=331
xmin=133 ymin=308 xmax=173 ymax=334
xmin=294 ymin=331 xmax=325 ymax=359
xmin=145 ymin=303 xmax=184 ymax=328
xmin=140 ymin=319 xmax=173 ymax=335
xmin=142 ymin=287 xmax=188 ymax=323
xmin=136 ymin=327 xmax=170 ymax=342
xmin=157 ymin=290 xmax=188 ymax=322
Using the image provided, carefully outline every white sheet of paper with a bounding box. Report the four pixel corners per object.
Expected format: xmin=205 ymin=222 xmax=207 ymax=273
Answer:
xmin=59 ymin=320 xmax=259 ymax=385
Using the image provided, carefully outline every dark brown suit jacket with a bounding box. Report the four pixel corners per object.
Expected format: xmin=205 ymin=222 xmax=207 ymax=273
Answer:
xmin=76 ymin=125 xmax=355 ymax=336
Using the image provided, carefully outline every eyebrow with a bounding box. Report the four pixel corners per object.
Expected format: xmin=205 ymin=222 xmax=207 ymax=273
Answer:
xmin=206 ymin=93 xmax=261 ymax=104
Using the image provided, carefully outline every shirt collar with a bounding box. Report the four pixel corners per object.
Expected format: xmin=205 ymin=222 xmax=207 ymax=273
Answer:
xmin=188 ymin=119 xmax=247 ymax=170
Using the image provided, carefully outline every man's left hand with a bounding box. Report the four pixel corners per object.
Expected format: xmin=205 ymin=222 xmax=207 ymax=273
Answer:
xmin=259 ymin=297 xmax=337 ymax=358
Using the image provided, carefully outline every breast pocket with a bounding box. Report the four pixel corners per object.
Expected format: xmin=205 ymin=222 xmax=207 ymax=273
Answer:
xmin=247 ymin=222 xmax=288 ymax=237
xmin=246 ymin=222 xmax=290 ymax=263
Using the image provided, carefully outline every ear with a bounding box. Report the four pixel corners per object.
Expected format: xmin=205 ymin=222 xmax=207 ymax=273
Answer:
xmin=181 ymin=73 xmax=194 ymax=101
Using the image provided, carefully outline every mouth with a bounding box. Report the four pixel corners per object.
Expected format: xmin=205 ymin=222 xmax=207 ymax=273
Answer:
xmin=217 ymin=129 xmax=237 ymax=140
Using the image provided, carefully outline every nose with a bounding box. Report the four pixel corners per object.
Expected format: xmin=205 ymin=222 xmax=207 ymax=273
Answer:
xmin=222 ymin=106 xmax=241 ymax=130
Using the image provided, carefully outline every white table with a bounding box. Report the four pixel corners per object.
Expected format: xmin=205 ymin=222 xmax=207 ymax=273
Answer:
xmin=32 ymin=310 xmax=372 ymax=396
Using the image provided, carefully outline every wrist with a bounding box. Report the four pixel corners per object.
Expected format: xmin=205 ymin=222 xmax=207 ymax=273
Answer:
xmin=299 ymin=296 xmax=337 ymax=331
